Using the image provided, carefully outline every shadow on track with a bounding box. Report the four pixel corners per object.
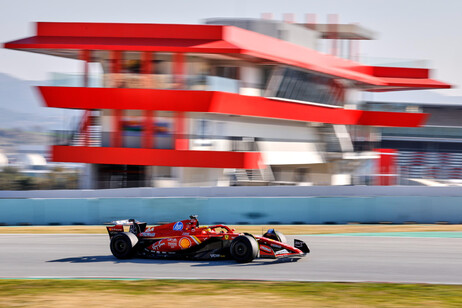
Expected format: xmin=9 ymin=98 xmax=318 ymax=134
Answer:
xmin=47 ymin=256 xmax=300 ymax=266
xmin=190 ymin=258 xmax=301 ymax=267
xmin=47 ymin=256 xmax=200 ymax=264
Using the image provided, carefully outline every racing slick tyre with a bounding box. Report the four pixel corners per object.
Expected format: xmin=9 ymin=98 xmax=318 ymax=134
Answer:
xmin=263 ymin=229 xmax=287 ymax=244
xmin=110 ymin=232 xmax=139 ymax=259
xmin=230 ymin=235 xmax=259 ymax=263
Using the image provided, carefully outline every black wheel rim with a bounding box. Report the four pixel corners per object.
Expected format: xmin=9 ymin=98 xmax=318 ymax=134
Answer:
xmin=114 ymin=239 xmax=127 ymax=253
xmin=235 ymin=242 xmax=248 ymax=256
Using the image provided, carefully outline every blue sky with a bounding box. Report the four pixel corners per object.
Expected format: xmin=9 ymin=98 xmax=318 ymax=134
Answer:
xmin=1 ymin=0 xmax=461 ymax=96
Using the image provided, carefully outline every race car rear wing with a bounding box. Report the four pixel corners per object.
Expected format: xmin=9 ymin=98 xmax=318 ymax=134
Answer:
xmin=106 ymin=219 xmax=141 ymax=226
xmin=106 ymin=218 xmax=147 ymax=238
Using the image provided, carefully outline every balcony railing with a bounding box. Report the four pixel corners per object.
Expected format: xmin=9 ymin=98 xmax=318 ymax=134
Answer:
xmin=46 ymin=73 xmax=257 ymax=94
xmin=51 ymin=129 xmax=261 ymax=153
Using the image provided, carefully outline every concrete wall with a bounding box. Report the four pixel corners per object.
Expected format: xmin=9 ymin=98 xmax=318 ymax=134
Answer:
xmin=1 ymin=186 xmax=462 ymax=225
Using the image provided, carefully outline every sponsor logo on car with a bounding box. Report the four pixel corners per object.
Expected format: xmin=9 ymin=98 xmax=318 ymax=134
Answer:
xmin=151 ymin=241 xmax=165 ymax=251
xmin=140 ymin=232 xmax=155 ymax=237
xmin=173 ymin=221 xmax=183 ymax=231
xmin=260 ymin=245 xmax=272 ymax=253
xmin=179 ymin=237 xmax=191 ymax=249
xmin=275 ymin=249 xmax=289 ymax=255
xmin=168 ymin=240 xmax=178 ymax=248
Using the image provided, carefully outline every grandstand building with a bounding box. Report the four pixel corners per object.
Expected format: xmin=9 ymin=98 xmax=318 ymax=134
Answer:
xmin=363 ymin=100 xmax=462 ymax=184
xmin=3 ymin=18 xmax=451 ymax=188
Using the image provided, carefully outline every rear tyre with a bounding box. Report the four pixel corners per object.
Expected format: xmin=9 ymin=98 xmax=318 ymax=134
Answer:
xmin=110 ymin=232 xmax=138 ymax=259
xmin=230 ymin=235 xmax=259 ymax=263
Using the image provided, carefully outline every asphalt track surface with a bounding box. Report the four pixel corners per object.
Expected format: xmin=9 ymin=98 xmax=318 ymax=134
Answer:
xmin=1 ymin=234 xmax=462 ymax=284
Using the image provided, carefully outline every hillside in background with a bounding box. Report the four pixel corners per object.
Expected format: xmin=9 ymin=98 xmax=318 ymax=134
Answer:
xmin=0 ymin=73 xmax=81 ymax=130
xmin=0 ymin=128 xmax=50 ymax=154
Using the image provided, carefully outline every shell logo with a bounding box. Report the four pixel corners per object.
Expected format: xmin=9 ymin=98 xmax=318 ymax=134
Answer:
xmin=179 ymin=237 xmax=191 ymax=249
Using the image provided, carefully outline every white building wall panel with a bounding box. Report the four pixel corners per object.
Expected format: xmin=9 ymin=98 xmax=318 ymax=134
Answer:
xmin=191 ymin=114 xmax=321 ymax=142
xmin=258 ymin=141 xmax=324 ymax=165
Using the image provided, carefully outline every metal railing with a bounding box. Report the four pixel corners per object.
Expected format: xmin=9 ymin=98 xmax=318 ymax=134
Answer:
xmin=47 ymin=73 xmax=246 ymax=93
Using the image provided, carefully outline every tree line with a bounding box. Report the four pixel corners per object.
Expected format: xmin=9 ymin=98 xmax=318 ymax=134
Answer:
xmin=0 ymin=166 xmax=78 ymax=190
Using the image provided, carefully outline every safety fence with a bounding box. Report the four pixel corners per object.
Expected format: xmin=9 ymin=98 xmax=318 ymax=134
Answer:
xmin=1 ymin=195 xmax=461 ymax=225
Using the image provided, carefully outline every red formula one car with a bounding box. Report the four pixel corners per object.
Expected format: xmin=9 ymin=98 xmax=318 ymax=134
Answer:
xmin=106 ymin=215 xmax=310 ymax=263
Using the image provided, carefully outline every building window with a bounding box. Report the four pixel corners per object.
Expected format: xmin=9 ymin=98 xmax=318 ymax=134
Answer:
xmin=214 ymin=66 xmax=239 ymax=80
xmin=274 ymin=67 xmax=344 ymax=107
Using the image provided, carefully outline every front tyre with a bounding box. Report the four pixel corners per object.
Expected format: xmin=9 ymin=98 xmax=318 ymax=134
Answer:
xmin=230 ymin=235 xmax=259 ymax=263
xmin=110 ymin=232 xmax=138 ymax=259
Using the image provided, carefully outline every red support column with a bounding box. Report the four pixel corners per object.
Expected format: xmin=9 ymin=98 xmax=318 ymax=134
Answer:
xmin=142 ymin=51 xmax=152 ymax=74
xmin=109 ymin=51 xmax=123 ymax=148
xmin=174 ymin=111 xmax=188 ymax=150
xmin=141 ymin=52 xmax=155 ymax=148
xmin=375 ymin=149 xmax=397 ymax=186
xmin=141 ymin=51 xmax=153 ymax=88
xmin=80 ymin=50 xmax=90 ymax=87
xmin=111 ymin=109 xmax=122 ymax=148
xmin=110 ymin=50 xmax=121 ymax=73
xmin=173 ymin=52 xmax=185 ymax=89
xmin=142 ymin=110 xmax=153 ymax=149
xmin=109 ymin=50 xmax=122 ymax=87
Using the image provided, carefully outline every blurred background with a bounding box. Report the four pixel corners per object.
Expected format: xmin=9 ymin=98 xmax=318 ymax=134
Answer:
xmin=1 ymin=2 xmax=462 ymax=295
xmin=1 ymin=0 xmax=461 ymax=191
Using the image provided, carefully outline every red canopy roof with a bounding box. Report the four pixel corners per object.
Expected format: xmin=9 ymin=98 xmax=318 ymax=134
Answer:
xmin=4 ymin=22 xmax=451 ymax=91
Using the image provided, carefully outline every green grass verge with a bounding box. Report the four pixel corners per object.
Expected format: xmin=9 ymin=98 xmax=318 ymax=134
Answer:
xmin=1 ymin=279 xmax=461 ymax=307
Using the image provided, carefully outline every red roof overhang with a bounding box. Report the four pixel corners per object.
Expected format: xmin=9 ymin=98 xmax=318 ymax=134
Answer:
xmin=4 ymin=22 xmax=383 ymax=86
xmin=4 ymin=22 xmax=451 ymax=91
xmin=5 ymin=36 xmax=242 ymax=54
xmin=350 ymin=66 xmax=452 ymax=91
xmin=369 ymin=77 xmax=451 ymax=91
xmin=38 ymin=87 xmax=428 ymax=127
